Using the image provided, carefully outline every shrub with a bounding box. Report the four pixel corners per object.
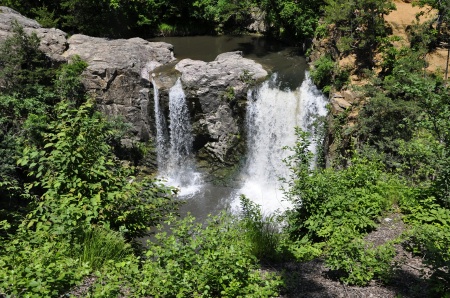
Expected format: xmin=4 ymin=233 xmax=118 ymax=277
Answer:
xmin=18 ymin=99 xmax=178 ymax=239
xmin=137 ymin=213 xmax=282 ymax=297
xmin=282 ymin=129 xmax=404 ymax=285
xmin=0 ymin=232 xmax=90 ymax=297
xmin=310 ymin=55 xmax=335 ymax=93
xmin=401 ymin=196 xmax=450 ymax=295
xmin=325 ymin=227 xmax=397 ymax=285
xmin=240 ymin=195 xmax=283 ymax=261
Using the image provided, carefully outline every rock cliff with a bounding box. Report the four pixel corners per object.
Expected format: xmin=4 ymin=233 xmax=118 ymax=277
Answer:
xmin=174 ymin=52 xmax=267 ymax=164
xmin=0 ymin=7 xmax=269 ymax=174
xmin=63 ymin=34 xmax=175 ymax=143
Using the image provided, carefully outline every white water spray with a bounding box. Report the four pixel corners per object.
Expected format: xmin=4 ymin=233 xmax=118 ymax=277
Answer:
xmin=234 ymin=72 xmax=327 ymax=214
xmin=155 ymin=78 xmax=202 ymax=196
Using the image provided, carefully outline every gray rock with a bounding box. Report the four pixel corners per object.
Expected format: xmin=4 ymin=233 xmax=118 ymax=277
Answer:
xmin=0 ymin=7 xmax=271 ymax=170
xmin=173 ymin=51 xmax=267 ymax=164
xmin=63 ymin=34 xmax=175 ymax=142
xmin=0 ymin=6 xmax=68 ymax=62
xmin=247 ymin=8 xmax=267 ymax=33
xmin=0 ymin=6 xmax=40 ymax=34
xmin=26 ymin=28 xmax=68 ymax=62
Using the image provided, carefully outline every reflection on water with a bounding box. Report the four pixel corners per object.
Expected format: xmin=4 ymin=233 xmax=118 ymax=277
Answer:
xmin=149 ymin=35 xmax=307 ymax=90
xmin=177 ymin=184 xmax=235 ymax=220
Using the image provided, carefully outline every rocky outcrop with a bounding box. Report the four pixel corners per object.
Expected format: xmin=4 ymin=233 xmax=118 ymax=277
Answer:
xmin=63 ymin=34 xmax=175 ymax=143
xmin=0 ymin=6 xmax=68 ymax=62
xmin=0 ymin=7 xmax=176 ymax=145
xmin=247 ymin=8 xmax=267 ymax=33
xmin=0 ymin=7 xmax=270 ymax=173
xmin=173 ymin=51 xmax=267 ymax=165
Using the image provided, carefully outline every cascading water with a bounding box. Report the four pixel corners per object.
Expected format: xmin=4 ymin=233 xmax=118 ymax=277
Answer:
xmin=234 ymin=72 xmax=328 ymax=213
xmin=154 ymin=78 xmax=202 ymax=196
xmin=152 ymin=78 xmax=169 ymax=169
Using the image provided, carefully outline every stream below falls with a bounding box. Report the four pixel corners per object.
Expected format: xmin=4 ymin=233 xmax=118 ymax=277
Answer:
xmin=148 ymin=35 xmax=328 ymax=220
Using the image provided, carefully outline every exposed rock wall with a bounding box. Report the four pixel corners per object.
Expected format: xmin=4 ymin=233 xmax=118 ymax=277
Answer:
xmin=63 ymin=34 xmax=175 ymax=143
xmin=152 ymin=52 xmax=267 ymax=170
xmin=0 ymin=6 xmax=68 ymax=63
xmin=0 ymin=7 xmax=269 ymax=173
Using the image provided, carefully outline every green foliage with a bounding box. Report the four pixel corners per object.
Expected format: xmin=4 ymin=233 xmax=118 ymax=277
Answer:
xmin=283 ymin=129 xmax=398 ymax=239
xmin=414 ymin=0 xmax=450 ymax=43
xmin=324 ymin=0 xmax=396 ymax=67
xmin=137 ymin=213 xmax=282 ymax=297
xmin=401 ymin=195 xmax=450 ymax=295
xmin=0 ymin=21 xmax=54 ymax=96
xmin=222 ymin=86 xmax=236 ymax=102
xmin=240 ymin=195 xmax=283 ymax=261
xmin=76 ymin=227 xmax=132 ymax=271
xmin=310 ymin=55 xmax=349 ymax=94
xmin=325 ymin=227 xmax=397 ymax=285
xmin=31 ymin=5 xmax=60 ymax=28
xmin=310 ymin=55 xmax=335 ymax=93
xmin=259 ymin=0 xmax=324 ymax=41
xmin=54 ymin=55 xmax=88 ymax=102
xmin=1 ymin=0 xmax=327 ymax=42
xmin=0 ymin=232 xmax=90 ymax=297
xmin=18 ymin=99 xmax=178 ymax=238
xmin=193 ymin=0 xmax=253 ymax=33
xmin=407 ymin=20 xmax=439 ymax=50
xmin=282 ymin=129 xmax=405 ymax=285
xmin=0 ymin=22 xmax=56 ymax=231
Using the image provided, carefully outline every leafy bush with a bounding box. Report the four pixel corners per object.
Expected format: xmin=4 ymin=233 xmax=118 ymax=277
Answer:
xmin=310 ymin=55 xmax=350 ymax=94
xmin=325 ymin=227 xmax=397 ymax=285
xmin=284 ymin=130 xmax=397 ymax=241
xmin=0 ymin=232 xmax=90 ymax=297
xmin=282 ymin=128 xmax=404 ymax=285
xmin=18 ymin=99 xmax=178 ymax=239
xmin=137 ymin=213 xmax=282 ymax=297
xmin=240 ymin=195 xmax=283 ymax=261
xmin=0 ymin=21 xmax=54 ymax=96
xmin=310 ymin=55 xmax=335 ymax=93
xmin=401 ymin=196 xmax=450 ymax=295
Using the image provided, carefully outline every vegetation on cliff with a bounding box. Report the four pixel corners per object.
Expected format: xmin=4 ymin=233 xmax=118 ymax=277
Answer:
xmin=308 ymin=0 xmax=450 ymax=295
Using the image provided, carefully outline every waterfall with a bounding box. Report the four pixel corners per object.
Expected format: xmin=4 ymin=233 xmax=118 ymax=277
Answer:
xmin=154 ymin=78 xmax=202 ymax=196
xmin=234 ymin=72 xmax=327 ymax=213
xmin=152 ymin=78 xmax=169 ymax=169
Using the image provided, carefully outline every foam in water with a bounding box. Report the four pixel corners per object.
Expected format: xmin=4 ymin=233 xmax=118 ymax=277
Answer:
xmin=233 ymin=72 xmax=327 ymax=214
xmin=153 ymin=78 xmax=202 ymax=197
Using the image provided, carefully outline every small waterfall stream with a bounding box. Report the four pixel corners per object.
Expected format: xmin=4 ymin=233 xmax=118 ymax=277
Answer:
xmin=152 ymin=78 xmax=169 ymax=169
xmin=153 ymin=78 xmax=202 ymax=196
xmin=233 ymin=72 xmax=328 ymax=213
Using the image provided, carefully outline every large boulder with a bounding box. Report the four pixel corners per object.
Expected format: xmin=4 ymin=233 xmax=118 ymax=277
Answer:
xmin=62 ymin=35 xmax=175 ymax=143
xmin=172 ymin=51 xmax=267 ymax=166
xmin=0 ymin=6 xmax=68 ymax=62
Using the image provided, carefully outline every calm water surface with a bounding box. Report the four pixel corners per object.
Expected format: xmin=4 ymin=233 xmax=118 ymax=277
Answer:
xmin=150 ymin=35 xmax=308 ymax=90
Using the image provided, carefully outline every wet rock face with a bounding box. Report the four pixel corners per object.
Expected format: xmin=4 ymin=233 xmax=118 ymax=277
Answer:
xmin=173 ymin=51 xmax=268 ymax=165
xmin=63 ymin=34 xmax=175 ymax=142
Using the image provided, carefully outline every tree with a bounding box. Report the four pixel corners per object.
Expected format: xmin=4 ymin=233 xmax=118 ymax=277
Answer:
xmin=324 ymin=0 xmax=396 ymax=68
